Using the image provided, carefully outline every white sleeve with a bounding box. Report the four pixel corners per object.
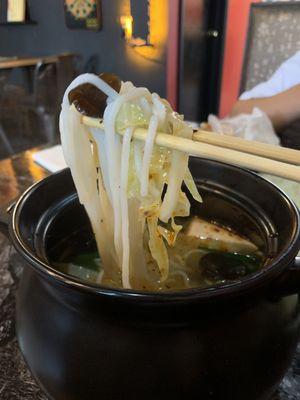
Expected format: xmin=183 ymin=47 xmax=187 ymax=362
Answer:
xmin=240 ymin=51 xmax=300 ymax=100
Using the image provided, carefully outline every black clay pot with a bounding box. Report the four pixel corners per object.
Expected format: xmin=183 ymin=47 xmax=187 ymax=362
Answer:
xmin=8 ymin=158 xmax=300 ymax=400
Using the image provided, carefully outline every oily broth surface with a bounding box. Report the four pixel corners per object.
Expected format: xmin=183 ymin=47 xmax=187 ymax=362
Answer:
xmin=51 ymin=217 xmax=264 ymax=291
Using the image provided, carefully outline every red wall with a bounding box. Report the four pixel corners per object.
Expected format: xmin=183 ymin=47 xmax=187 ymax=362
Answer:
xmin=219 ymin=0 xmax=261 ymax=118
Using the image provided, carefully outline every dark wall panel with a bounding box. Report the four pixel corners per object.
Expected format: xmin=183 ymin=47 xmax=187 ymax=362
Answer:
xmin=0 ymin=0 xmax=166 ymax=96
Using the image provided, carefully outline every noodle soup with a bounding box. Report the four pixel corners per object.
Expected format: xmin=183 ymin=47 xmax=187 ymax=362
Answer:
xmin=59 ymin=73 xmax=268 ymax=292
xmin=51 ymin=216 xmax=264 ymax=291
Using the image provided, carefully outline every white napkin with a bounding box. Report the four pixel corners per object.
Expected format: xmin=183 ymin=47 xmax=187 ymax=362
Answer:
xmin=32 ymin=145 xmax=67 ymax=173
xmin=185 ymin=120 xmax=200 ymax=129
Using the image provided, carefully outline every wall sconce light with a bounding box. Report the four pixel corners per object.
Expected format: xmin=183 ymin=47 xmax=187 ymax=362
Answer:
xmin=120 ymin=15 xmax=152 ymax=47
xmin=120 ymin=15 xmax=133 ymax=41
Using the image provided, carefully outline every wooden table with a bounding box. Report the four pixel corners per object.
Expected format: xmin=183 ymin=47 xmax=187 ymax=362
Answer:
xmin=0 ymin=147 xmax=48 ymax=218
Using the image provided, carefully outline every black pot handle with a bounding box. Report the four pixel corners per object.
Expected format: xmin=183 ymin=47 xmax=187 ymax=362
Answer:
xmin=269 ymin=257 xmax=300 ymax=298
xmin=0 ymin=201 xmax=15 ymax=236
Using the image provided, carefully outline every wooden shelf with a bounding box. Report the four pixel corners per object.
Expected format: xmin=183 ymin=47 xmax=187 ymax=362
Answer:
xmin=0 ymin=21 xmax=37 ymax=26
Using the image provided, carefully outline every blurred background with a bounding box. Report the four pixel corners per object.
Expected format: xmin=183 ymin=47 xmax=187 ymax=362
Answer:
xmin=0 ymin=0 xmax=299 ymax=159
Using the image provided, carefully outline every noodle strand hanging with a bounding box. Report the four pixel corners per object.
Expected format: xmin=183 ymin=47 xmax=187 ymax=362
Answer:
xmin=60 ymin=73 xmax=203 ymax=290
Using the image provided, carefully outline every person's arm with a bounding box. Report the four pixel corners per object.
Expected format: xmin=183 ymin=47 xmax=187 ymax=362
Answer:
xmin=231 ymin=84 xmax=300 ymax=131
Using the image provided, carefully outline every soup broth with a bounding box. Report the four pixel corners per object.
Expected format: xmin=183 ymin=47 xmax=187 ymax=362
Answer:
xmin=52 ymin=216 xmax=264 ymax=291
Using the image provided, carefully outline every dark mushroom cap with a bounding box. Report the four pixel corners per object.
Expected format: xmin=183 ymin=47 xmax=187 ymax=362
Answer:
xmin=68 ymin=72 xmax=121 ymax=118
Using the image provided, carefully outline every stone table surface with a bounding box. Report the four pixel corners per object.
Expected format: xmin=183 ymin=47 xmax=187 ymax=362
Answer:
xmin=0 ymin=148 xmax=299 ymax=399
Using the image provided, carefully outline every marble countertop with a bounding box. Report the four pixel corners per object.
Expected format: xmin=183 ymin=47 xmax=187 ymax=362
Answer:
xmin=0 ymin=148 xmax=299 ymax=399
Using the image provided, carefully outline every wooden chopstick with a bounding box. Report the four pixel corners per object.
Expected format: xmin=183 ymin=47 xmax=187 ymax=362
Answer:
xmin=193 ymin=130 xmax=300 ymax=166
xmin=82 ymin=116 xmax=300 ymax=183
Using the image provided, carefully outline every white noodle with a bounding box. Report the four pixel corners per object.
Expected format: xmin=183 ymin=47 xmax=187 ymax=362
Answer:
xmin=62 ymin=73 xmax=118 ymax=108
xmin=97 ymin=269 xmax=105 ymax=284
xmin=90 ymin=127 xmax=112 ymax=202
xmin=60 ymin=74 xmax=203 ymax=290
xmin=140 ymin=96 xmax=152 ymax=116
xmin=103 ymin=88 xmax=151 ymax=254
xmin=159 ymin=150 xmax=189 ymax=222
xmin=120 ymin=127 xmax=134 ymax=288
xmin=134 ymin=140 xmax=143 ymax=182
xmin=168 ymin=270 xmax=190 ymax=288
xmin=152 ymin=93 xmax=166 ymax=124
xmin=140 ymin=115 xmax=158 ymax=197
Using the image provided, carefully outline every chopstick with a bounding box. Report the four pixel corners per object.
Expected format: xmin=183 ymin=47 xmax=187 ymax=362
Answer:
xmin=82 ymin=116 xmax=300 ymax=183
xmin=193 ymin=130 xmax=300 ymax=166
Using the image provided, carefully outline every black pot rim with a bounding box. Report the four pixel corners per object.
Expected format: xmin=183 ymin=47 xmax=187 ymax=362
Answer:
xmin=10 ymin=165 xmax=300 ymax=303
